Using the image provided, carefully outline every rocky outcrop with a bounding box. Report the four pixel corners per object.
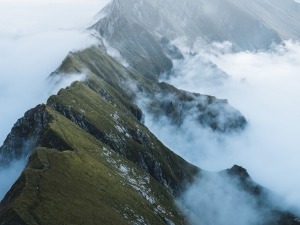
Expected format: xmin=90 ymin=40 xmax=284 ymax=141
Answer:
xmin=51 ymin=45 xmax=247 ymax=133
xmin=0 ymin=86 xmax=197 ymax=225
xmin=148 ymin=82 xmax=246 ymax=132
xmin=0 ymin=105 xmax=50 ymax=167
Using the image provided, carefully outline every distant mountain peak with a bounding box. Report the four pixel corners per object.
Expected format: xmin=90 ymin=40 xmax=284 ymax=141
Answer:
xmin=96 ymin=0 xmax=300 ymax=52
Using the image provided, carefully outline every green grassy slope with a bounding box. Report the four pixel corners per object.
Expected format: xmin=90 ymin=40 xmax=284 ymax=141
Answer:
xmin=0 ymin=104 xmax=192 ymax=225
xmin=52 ymin=45 xmax=247 ymax=133
xmin=0 ymin=37 xmax=248 ymax=225
xmin=0 ymin=32 xmax=299 ymax=225
xmin=47 ymin=82 xmax=199 ymax=195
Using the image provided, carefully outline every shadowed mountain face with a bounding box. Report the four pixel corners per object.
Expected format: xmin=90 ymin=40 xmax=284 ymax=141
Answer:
xmin=93 ymin=0 xmax=300 ymax=57
xmin=90 ymin=0 xmax=299 ymax=81
xmin=0 ymin=0 xmax=300 ymax=224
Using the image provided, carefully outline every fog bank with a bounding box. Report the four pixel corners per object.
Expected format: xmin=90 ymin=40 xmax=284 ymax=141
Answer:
xmin=144 ymin=40 xmax=300 ymax=212
xmin=0 ymin=0 xmax=110 ymax=201
xmin=0 ymin=0 xmax=110 ymax=144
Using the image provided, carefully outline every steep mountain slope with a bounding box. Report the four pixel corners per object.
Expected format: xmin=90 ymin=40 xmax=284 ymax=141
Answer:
xmin=0 ymin=104 xmax=192 ymax=225
xmin=0 ymin=42 xmax=248 ymax=224
xmin=92 ymin=0 xmax=300 ymax=58
xmin=52 ymin=45 xmax=246 ymax=132
xmin=0 ymin=41 xmax=299 ymax=224
xmin=225 ymin=0 xmax=300 ymax=40
xmin=1 ymin=0 xmax=300 ymax=224
xmin=0 ymin=42 xmax=245 ymax=175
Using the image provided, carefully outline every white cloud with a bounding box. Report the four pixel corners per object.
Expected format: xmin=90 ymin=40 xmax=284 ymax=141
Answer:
xmin=0 ymin=159 xmax=26 ymax=200
xmin=178 ymin=172 xmax=271 ymax=225
xmin=0 ymin=0 xmax=110 ymax=144
xmin=143 ymin=40 xmax=300 ymax=213
xmin=0 ymin=0 xmax=110 ymax=201
xmin=1 ymin=0 xmax=299 ymax=220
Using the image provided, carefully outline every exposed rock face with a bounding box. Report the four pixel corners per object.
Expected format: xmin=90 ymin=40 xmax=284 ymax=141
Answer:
xmin=47 ymin=82 xmax=199 ymax=195
xmin=0 ymin=89 xmax=197 ymax=225
xmin=91 ymin=5 xmax=173 ymax=80
xmin=0 ymin=105 xmax=50 ymax=167
xmin=92 ymin=0 xmax=286 ymax=57
xmin=51 ymin=45 xmax=247 ymax=133
xmin=147 ymin=82 xmax=246 ymax=132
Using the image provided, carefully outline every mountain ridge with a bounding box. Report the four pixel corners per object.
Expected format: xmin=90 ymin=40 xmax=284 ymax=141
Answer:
xmin=0 ymin=42 xmax=298 ymax=225
xmin=1 ymin=0 xmax=300 ymax=224
xmin=94 ymin=0 xmax=294 ymax=52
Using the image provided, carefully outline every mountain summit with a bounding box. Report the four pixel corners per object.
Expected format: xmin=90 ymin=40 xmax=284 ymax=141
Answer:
xmin=94 ymin=0 xmax=300 ymax=52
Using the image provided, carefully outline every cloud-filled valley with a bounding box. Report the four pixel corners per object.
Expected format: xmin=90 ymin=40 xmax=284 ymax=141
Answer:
xmin=143 ymin=40 xmax=300 ymax=215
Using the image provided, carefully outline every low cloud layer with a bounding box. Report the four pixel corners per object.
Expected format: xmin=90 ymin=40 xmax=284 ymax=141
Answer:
xmin=143 ymin=40 xmax=300 ymax=216
xmin=0 ymin=159 xmax=26 ymax=200
xmin=0 ymin=0 xmax=110 ymax=200
xmin=0 ymin=0 xmax=110 ymax=144
xmin=1 ymin=0 xmax=299 ymax=222
xmin=178 ymin=172 xmax=273 ymax=225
